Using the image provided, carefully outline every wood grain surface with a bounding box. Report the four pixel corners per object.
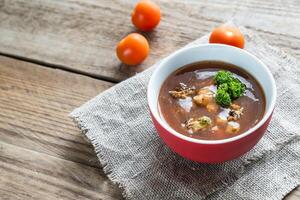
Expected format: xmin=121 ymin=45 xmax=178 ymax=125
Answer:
xmin=1 ymin=0 xmax=300 ymax=81
xmin=0 ymin=55 xmax=122 ymax=199
xmin=0 ymin=0 xmax=299 ymax=199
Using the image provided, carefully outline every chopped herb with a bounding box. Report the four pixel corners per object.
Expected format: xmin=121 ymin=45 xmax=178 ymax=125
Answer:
xmin=215 ymin=89 xmax=231 ymax=107
xmin=228 ymin=79 xmax=246 ymax=99
xmin=218 ymin=83 xmax=229 ymax=91
xmin=214 ymin=71 xmax=246 ymax=106
xmin=214 ymin=70 xmax=233 ymax=85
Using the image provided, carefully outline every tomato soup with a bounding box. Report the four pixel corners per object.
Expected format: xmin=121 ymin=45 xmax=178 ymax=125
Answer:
xmin=158 ymin=61 xmax=266 ymax=140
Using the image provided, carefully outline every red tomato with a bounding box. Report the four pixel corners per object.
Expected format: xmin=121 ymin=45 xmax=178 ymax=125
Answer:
xmin=131 ymin=0 xmax=161 ymax=32
xmin=209 ymin=26 xmax=245 ymax=49
xmin=116 ymin=33 xmax=149 ymax=65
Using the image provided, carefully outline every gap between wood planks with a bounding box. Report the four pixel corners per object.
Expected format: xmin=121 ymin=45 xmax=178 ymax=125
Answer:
xmin=0 ymin=51 xmax=121 ymax=84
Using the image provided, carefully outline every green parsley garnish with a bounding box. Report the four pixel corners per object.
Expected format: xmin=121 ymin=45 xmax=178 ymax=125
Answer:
xmin=214 ymin=71 xmax=232 ymax=85
xmin=215 ymin=88 xmax=231 ymax=107
xmin=214 ymin=70 xmax=245 ymax=107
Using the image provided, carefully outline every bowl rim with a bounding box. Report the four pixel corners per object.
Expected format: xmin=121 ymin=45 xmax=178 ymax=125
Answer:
xmin=147 ymin=43 xmax=277 ymax=145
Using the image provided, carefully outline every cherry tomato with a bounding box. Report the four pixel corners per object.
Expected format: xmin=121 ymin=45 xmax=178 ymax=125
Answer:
xmin=209 ymin=26 xmax=245 ymax=49
xmin=116 ymin=33 xmax=149 ymax=65
xmin=131 ymin=0 xmax=161 ymax=32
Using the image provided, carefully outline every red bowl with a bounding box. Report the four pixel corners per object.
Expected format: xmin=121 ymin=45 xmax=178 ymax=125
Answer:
xmin=147 ymin=44 xmax=277 ymax=163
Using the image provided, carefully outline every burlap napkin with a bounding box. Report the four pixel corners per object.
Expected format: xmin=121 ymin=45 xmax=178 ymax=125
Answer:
xmin=70 ymin=24 xmax=300 ymax=199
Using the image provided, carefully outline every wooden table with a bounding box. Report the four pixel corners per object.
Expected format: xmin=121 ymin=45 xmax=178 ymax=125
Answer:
xmin=0 ymin=0 xmax=299 ymax=199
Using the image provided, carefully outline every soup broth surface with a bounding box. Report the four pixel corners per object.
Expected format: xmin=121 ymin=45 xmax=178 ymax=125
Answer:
xmin=158 ymin=61 xmax=266 ymax=140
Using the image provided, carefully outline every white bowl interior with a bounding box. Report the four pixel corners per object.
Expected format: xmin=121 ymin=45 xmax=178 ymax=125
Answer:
xmin=148 ymin=44 xmax=277 ymax=144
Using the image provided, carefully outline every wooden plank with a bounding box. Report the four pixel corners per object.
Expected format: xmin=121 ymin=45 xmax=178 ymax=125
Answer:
xmin=0 ymin=55 xmax=113 ymax=168
xmin=1 ymin=0 xmax=300 ymax=81
xmin=0 ymin=55 xmax=122 ymax=199
xmin=0 ymin=141 xmax=122 ymax=200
